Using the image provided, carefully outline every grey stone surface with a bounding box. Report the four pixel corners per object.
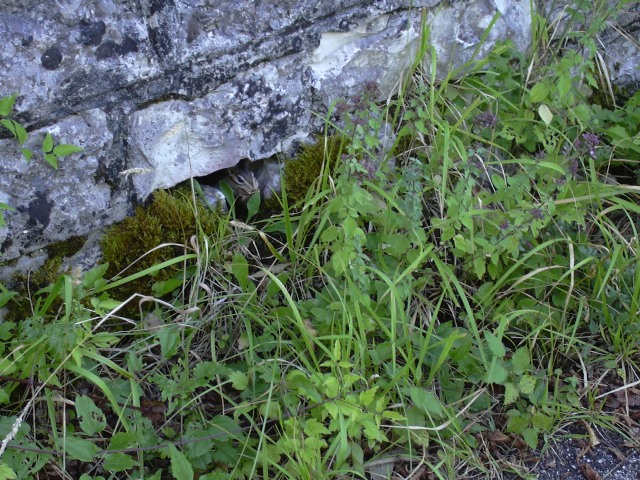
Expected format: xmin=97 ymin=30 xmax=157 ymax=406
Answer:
xmin=0 ymin=0 xmax=532 ymax=272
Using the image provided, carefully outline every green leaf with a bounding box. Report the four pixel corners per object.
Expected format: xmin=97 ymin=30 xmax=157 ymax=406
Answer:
xmin=76 ymin=395 xmax=106 ymax=435
xmin=42 ymin=132 xmax=54 ymax=153
xmin=504 ymin=382 xmax=519 ymax=405
xmin=83 ymin=263 xmax=109 ymax=289
xmin=0 ymin=94 xmax=17 ymax=117
xmin=229 ymin=371 xmax=248 ymax=391
xmin=511 ymin=346 xmax=531 ymax=374
xmin=522 ymin=428 xmax=539 ymax=449
xmin=63 ymin=436 xmax=99 ymax=462
xmin=0 ymin=463 xmax=17 ymax=480
xmin=538 ymin=104 xmax=553 ymax=126
xmin=168 ymin=444 xmax=194 ymax=480
xmin=158 ymin=324 xmax=180 ymax=359
xmin=21 ymin=148 xmax=33 ymax=161
xmin=231 ymin=252 xmax=250 ymax=291
xmin=484 ymin=331 xmax=506 ymax=358
xmin=529 ymin=82 xmax=549 ymax=103
xmin=1 ymin=119 xmax=28 ymax=144
xmin=44 ymin=153 xmax=59 ymax=169
xmin=407 ymin=387 xmax=444 ymax=417
xmin=152 ymin=277 xmax=183 ymax=297
xmin=103 ymin=452 xmax=135 ymax=472
xmin=53 ymin=144 xmax=84 ymax=157
xmin=485 ymin=360 xmax=508 ymax=384
xmin=518 ymin=374 xmax=536 ymax=395
xmin=246 ymin=191 xmax=261 ymax=220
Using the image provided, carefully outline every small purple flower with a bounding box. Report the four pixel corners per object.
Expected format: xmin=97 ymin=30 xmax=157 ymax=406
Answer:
xmin=575 ymin=132 xmax=601 ymax=160
xmin=499 ymin=220 xmax=510 ymax=230
xmin=474 ymin=109 xmax=498 ymax=129
xmin=568 ymin=158 xmax=579 ymax=175
xmin=531 ymin=208 xmax=545 ymax=220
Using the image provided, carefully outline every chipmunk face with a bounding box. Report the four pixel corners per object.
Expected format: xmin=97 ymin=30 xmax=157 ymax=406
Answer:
xmin=225 ymin=167 xmax=260 ymax=200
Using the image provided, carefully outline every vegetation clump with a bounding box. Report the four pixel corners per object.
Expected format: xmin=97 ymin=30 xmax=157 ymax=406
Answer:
xmin=1 ymin=2 xmax=640 ymax=479
xmin=100 ymin=188 xmax=220 ymax=304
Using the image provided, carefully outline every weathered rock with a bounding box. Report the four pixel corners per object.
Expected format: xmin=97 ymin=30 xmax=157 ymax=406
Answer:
xmin=0 ymin=0 xmax=533 ymax=274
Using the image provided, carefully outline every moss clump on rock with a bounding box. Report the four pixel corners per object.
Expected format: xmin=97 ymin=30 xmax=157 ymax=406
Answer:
xmin=281 ymin=135 xmax=346 ymax=205
xmin=100 ymin=188 xmax=221 ymax=304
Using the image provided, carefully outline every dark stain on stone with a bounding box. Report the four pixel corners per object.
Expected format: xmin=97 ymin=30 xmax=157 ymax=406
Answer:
xmin=147 ymin=0 xmax=176 ymax=59
xmin=21 ymin=34 xmax=33 ymax=47
xmin=79 ymin=19 xmax=106 ymax=46
xmin=41 ymin=46 xmax=62 ymax=70
xmin=26 ymin=190 xmax=53 ymax=228
xmin=96 ymin=40 xmax=121 ymax=59
xmin=119 ymin=35 xmax=138 ymax=55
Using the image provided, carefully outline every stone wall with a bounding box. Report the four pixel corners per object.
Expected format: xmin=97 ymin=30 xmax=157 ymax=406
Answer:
xmin=0 ymin=0 xmax=553 ymax=270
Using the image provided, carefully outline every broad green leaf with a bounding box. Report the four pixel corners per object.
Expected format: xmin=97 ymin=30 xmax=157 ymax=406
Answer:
xmin=523 ymin=428 xmax=538 ymax=449
xmin=231 ymin=252 xmax=249 ymax=291
xmin=63 ymin=436 xmax=99 ymax=462
xmin=246 ymin=191 xmax=260 ymax=220
xmin=484 ymin=331 xmax=506 ymax=358
xmin=504 ymin=382 xmax=519 ymax=405
xmin=168 ymin=444 xmax=194 ymax=480
xmin=529 ymin=82 xmax=549 ymax=103
xmin=158 ymin=324 xmax=180 ymax=359
xmin=407 ymin=387 xmax=444 ymax=416
xmin=53 ymin=144 xmax=84 ymax=157
xmin=518 ymin=374 xmax=536 ymax=395
xmin=42 ymin=132 xmax=54 ymax=153
xmin=538 ymin=104 xmax=553 ymax=126
xmin=511 ymin=346 xmax=531 ymax=373
xmin=103 ymin=452 xmax=135 ymax=472
xmin=228 ymin=371 xmax=248 ymax=391
xmin=485 ymin=360 xmax=508 ymax=384
xmin=0 ymin=463 xmax=17 ymax=480
xmin=83 ymin=263 xmax=109 ymax=289
xmin=152 ymin=277 xmax=183 ymax=296
xmin=76 ymin=395 xmax=106 ymax=435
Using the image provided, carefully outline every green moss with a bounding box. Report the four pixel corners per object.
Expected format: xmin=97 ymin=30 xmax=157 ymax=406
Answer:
xmin=45 ymin=234 xmax=87 ymax=259
xmin=100 ymin=188 xmax=221 ymax=305
xmin=280 ymin=135 xmax=346 ymax=205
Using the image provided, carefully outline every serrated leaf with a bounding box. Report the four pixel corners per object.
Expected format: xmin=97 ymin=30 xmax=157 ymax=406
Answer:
xmin=83 ymin=263 xmax=109 ymax=289
xmin=484 ymin=331 xmax=506 ymax=358
xmin=538 ymin=104 xmax=553 ymax=126
xmin=53 ymin=144 xmax=84 ymax=157
xmin=63 ymin=436 xmax=99 ymax=462
xmin=511 ymin=346 xmax=531 ymax=373
xmin=42 ymin=132 xmax=54 ymax=153
xmin=518 ymin=374 xmax=536 ymax=395
xmin=407 ymin=387 xmax=444 ymax=416
xmin=485 ymin=360 xmax=508 ymax=384
xmin=522 ymin=428 xmax=539 ymax=449
xmin=169 ymin=444 xmax=194 ymax=480
xmin=103 ymin=452 xmax=135 ymax=472
xmin=76 ymin=395 xmax=106 ymax=435
xmin=229 ymin=371 xmax=248 ymax=391
xmin=504 ymin=382 xmax=519 ymax=405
